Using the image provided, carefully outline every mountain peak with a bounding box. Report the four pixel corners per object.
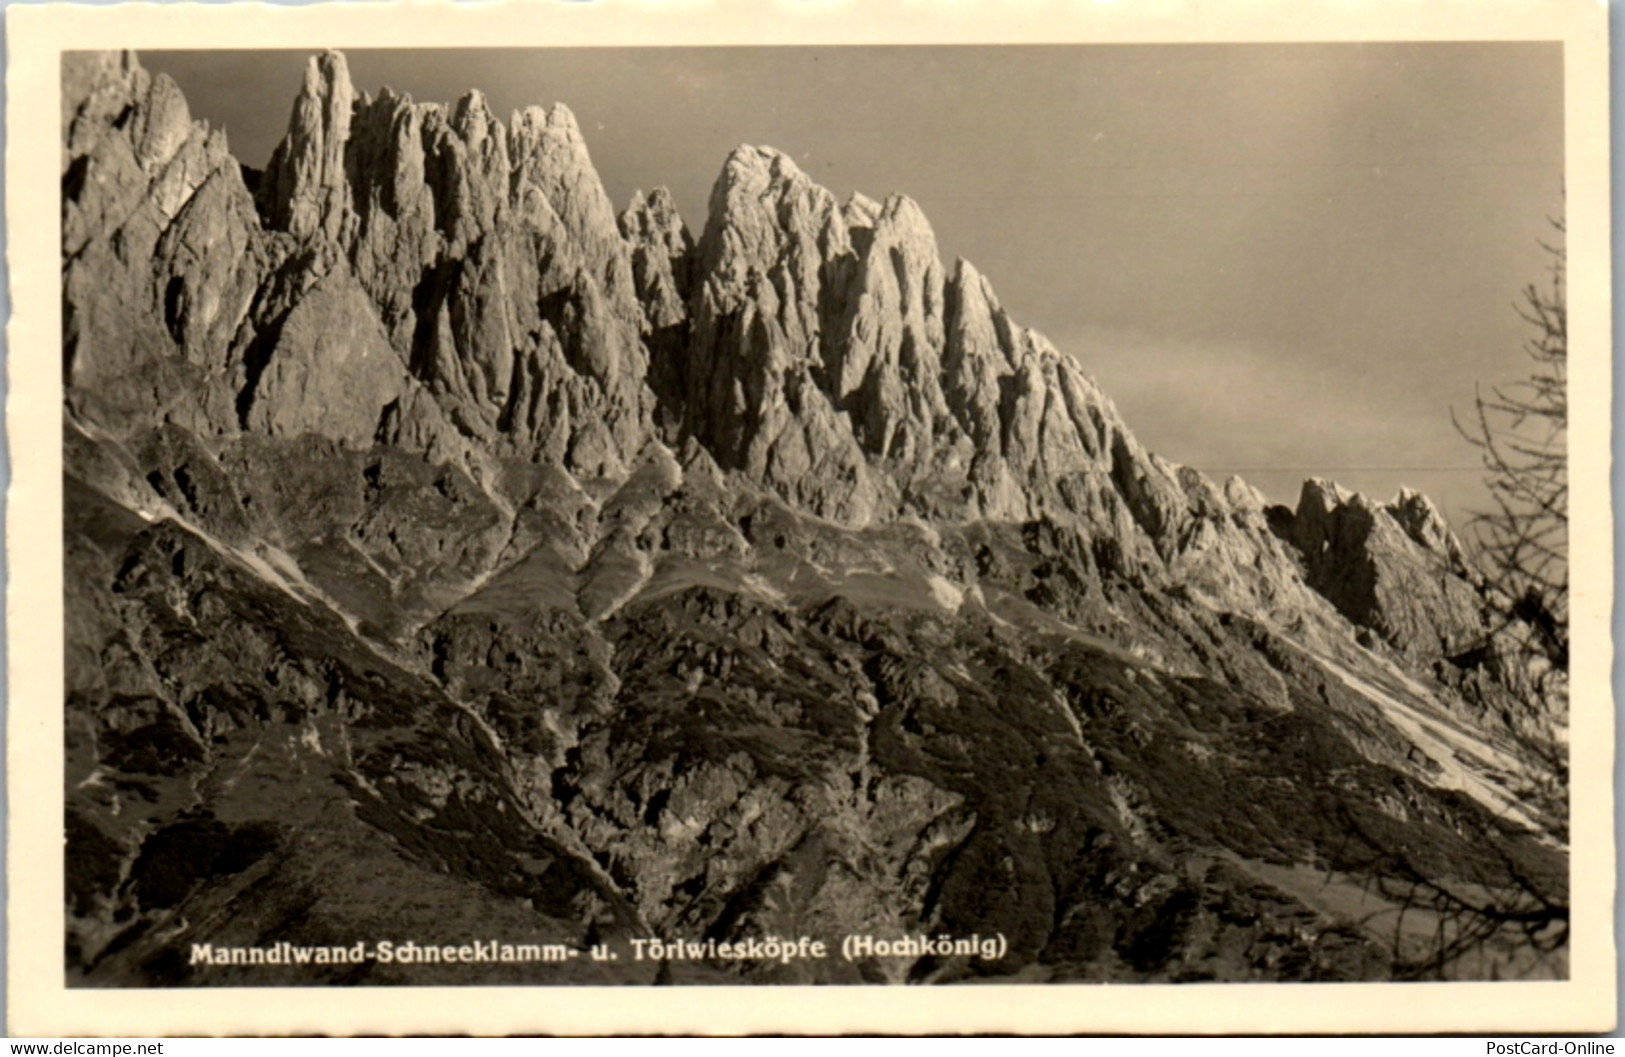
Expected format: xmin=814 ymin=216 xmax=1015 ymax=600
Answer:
xmin=261 ymin=48 xmax=355 ymax=241
xmin=723 ymin=142 xmax=799 ymax=175
xmin=1274 ymin=474 xmax=1483 ymax=658
xmin=307 ymin=48 xmax=353 ymax=100
xmin=452 ymin=87 xmax=499 ymax=137
xmin=1298 ymin=476 xmax=1358 ymax=512
xmin=843 ymin=191 xmax=882 ymax=229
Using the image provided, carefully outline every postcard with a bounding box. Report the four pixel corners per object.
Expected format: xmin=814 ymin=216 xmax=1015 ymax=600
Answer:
xmin=8 ymin=0 xmax=1614 ymax=1036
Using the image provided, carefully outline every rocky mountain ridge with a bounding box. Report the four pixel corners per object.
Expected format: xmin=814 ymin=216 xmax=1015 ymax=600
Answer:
xmin=60 ymin=50 xmax=1566 ymax=985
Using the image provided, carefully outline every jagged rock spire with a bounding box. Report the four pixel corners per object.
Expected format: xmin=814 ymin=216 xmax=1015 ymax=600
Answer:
xmin=61 ymin=48 xmax=1481 ymax=644
xmin=1272 ymin=478 xmax=1484 ymax=656
xmin=261 ymin=50 xmax=355 ymax=243
xmin=619 ymin=187 xmax=692 ymax=332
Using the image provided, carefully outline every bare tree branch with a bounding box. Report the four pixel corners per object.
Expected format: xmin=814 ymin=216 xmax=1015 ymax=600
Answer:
xmin=1453 ymin=217 xmax=1568 ymax=706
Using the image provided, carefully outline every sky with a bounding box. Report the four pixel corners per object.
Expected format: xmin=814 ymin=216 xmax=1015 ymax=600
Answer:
xmin=140 ymin=45 xmax=1565 ymax=526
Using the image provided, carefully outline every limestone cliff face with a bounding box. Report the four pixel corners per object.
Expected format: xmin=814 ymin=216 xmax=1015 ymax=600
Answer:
xmin=60 ymin=48 xmax=1511 ymax=681
xmin=260 ymin=51 xmax=355 ymax=245
xmin=60 ymin=48 xmax=1509 ymax=672
xmin=62 ymin=52 xmax=277 ymax=433
xmin=259 ymin=52 xmax=655 ymax=476
xmin=664 ymin=147 xmax=1341 ymax=639
xmin=1272 ymin=479 xmax=1487 ymax=658
xmin=65 ymin=50 xmax=655 ymax=480
xmin=679 ymin=146 xmax=884 ymax=523
xmin=619 ymin=186 xmax=691 ymax=334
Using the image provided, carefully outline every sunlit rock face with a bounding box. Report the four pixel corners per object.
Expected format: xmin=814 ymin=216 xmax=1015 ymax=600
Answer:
xmin=60 ymin=50 xmax=1565 ymax=988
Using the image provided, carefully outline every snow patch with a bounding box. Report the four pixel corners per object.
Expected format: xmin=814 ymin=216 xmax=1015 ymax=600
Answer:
xmin=925 ymin=573 xmax=964 ymax=612
xmin=1314 ymin=655 xmax=1543 ymax=835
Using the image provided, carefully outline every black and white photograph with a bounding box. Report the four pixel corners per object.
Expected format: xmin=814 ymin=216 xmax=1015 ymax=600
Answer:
xmin=13 ymin=0 xmax=1615 ymax=1037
